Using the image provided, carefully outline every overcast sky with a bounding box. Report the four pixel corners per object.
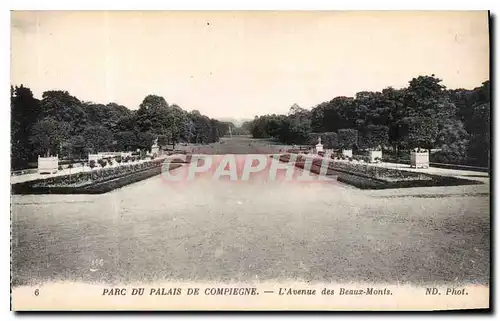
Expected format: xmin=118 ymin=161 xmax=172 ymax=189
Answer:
xmin=11 ymin=11 xmax=489 ymax=119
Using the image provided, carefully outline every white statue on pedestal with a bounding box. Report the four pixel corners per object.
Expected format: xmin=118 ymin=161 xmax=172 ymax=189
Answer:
xmin=316 ymin=136 xmax=324 ymax=153
xmin=151 ymin=137 xmax=160 ymax=155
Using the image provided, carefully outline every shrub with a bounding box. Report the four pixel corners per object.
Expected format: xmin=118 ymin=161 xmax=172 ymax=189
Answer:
xmin=360 ymin=125 xmax=389 ymax=150
xmin=116 ymin=156 xmax=122 ymax=164
xmin=430 ymin=150 xmax=467 ymax=165
xmin=338 ymin=129 xmax=359 ymax=150
xmin=308 ymin=133 xmax=320 ymax=145
xmin=353 ymin=155 xmax=370 ymax=163
xmin=382 ymin=151 xmax=411 ymax=164
xmin=98 ymin=159 xmax=107 ymax=168
xmin=405 ymin=117 xmax=439 ymax=150
xmin=68 ymin=164 xmax=74 ymax=169
xmin=89 ymin=160 xmax=96 ymax=169
xmin=322 ymin=132 xmax=339 ymax=149
xmin=58 ymin=165 xmax=63 ymax=170
xmin=107 ymin=158 xmax=114 ymax=166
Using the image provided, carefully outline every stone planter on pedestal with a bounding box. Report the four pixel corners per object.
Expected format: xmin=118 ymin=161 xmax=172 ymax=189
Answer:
xmin=369 ymin=150 xmax=382 ymax=163
xmin=342 ymin=149 xmax=352 ymax=158
xmin=38 ymin=155 xmax=59 ymax=174
xmin=88 ymin=153 xmax=103 ymax=164
xmin=410 ymin=150 xmax=429 ymax=168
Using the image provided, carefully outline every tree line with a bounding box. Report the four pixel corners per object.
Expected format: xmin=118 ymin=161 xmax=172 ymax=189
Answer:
xmin=245 ymin=75 xmax=490 ymax=166
xmin=11 ymin=87 xmax=232 ymax=170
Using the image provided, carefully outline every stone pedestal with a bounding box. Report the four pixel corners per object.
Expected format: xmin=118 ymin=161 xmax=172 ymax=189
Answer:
xmin=411 ymin=151 xmax=429 ymax=168
xmin=88 ymin=154 xmax=103 ymax=162
xmin=38 ymin=156 xmax=58 ymax=174
xmin=369 ymin=150 xmax=383 ymax=163
xmin=342 ymin=149 xmax=353 ymax=158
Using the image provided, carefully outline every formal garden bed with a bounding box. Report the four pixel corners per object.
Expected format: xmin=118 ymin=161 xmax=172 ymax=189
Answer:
xmin=277 ymin=154 xmax=483 ymax=189
xmin=11 ymin=158 xmax=184 ymax=195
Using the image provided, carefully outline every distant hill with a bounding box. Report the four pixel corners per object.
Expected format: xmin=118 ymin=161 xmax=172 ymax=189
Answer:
xmin=218 ymin=118 xmax=252 ymax=127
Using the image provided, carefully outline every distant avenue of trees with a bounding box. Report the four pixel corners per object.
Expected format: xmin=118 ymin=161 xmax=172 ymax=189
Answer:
xmin=11 ymin=87 xmax=232 ymax=170
xmin=245 ymin=75 xmax=490 ymax=167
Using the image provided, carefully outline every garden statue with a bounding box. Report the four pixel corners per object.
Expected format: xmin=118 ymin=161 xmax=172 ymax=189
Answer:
xmin=316 ymin=136 xmax=324 ymax=153
xmin=151 ymin=137 xmax=160 ymax=155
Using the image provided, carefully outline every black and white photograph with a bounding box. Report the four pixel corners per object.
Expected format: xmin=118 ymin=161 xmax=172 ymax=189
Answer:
xmin=9 ymin=10 xmax=491 ymax=310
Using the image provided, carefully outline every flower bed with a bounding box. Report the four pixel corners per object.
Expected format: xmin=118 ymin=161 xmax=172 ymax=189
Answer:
xmin=277 ymin=154 xmax=482 ymax=189
xmin=329 ymin=159 xmax=432 ymax=182
xmin=31 ymin=159 xmax=165 ymax=188
xmin=280 ymin=154 xmax=429 ymax=182
xmin=11 ymin=158 xmax=183 ymax=194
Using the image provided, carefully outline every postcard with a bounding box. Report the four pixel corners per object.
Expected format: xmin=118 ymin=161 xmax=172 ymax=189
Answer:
xmin=10 ymin=10 xmax=490 ymax=311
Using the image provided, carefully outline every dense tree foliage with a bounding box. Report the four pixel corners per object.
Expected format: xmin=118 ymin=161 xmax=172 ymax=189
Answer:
xmin=338 ymin=129 xmax=359 ymax=150
xmin=10 ymin=87 xmax=228 ymax=170
xmin=10 ymin=75 xmax=490 ymax=169
xmin=308 ymin=132 xmax=339 ymax=149
xmin=247 ymin=75 xmax=490 ymax=166
xmin=11 ymin=85 xmax=41 ymax=169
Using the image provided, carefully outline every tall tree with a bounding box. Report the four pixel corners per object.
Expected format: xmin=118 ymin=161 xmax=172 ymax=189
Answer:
xmin=11 ymin=85 xmax=41 ymax=169
xmin=41 ymin=90 xmax=88 ymax=135
xmin=401 ymin=75 xmax=456 ymax=150
xmin=82 ymin=125 xmax=114 ymax=153
xmin=29 ymin=117 xmax=71 ymax=157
